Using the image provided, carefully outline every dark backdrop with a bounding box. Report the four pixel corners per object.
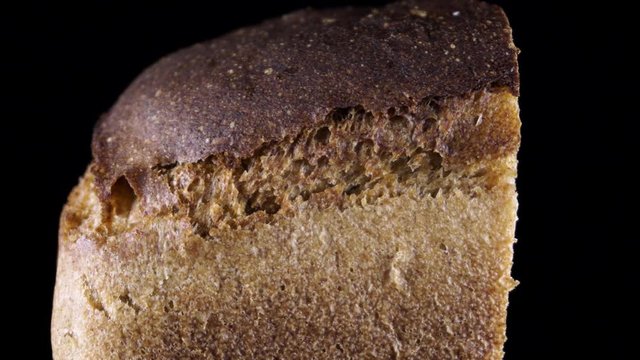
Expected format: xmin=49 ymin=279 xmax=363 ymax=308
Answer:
xmin=5 ymin=1 xmax=631 ymax=358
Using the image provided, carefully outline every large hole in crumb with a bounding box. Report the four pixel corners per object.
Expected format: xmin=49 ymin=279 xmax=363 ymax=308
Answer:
xmin=428 ymin=152 xmax=443 ymax=170
xmin=316 ymin=156 xmax=329 ymax=167
xmin=245 ymin=193 xmax=281 ymax=216
xmin=354 ymin=139 xmax=374 ymax=156
xmin=314 ymin=127 xmax=331 ymax=145
xmin=390 ymin=156 xmax=413 ymax=182
xmin=110 ymin=176 xmax=136 ymax=216
xmin=329 ymin=107 xmax=350 ymax=122
xmin=422 ymin=118 xmax=437 ymax=132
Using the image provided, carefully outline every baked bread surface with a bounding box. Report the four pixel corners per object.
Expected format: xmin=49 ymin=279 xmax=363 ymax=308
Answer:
xmin=52 ymin=0 xmax=520 ymax=359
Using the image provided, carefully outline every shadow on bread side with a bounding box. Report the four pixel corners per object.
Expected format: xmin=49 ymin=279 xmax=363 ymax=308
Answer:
xmin=61 ymin=88 xmax=518 ymax=241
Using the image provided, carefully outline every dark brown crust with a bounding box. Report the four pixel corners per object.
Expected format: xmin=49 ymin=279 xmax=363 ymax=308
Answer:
xmin=92 ymin=0 xmax=519 ymax=198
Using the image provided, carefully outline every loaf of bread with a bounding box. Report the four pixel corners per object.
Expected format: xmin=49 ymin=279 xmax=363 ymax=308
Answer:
xmin=52 ymin=0 xmax=520 ymax=358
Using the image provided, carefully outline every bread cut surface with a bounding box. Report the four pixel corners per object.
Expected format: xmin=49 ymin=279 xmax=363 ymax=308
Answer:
xmin=52 ymin=1 xmax=520 ymax=359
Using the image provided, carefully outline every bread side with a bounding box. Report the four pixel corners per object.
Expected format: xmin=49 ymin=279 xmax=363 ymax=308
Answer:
xmin=53 ymin=173 xmax=516 ymax=359
xmin=53 ymin=88 xmax=519 ymax=359
xmin=53 ymin=0 xmax=520 ymax=358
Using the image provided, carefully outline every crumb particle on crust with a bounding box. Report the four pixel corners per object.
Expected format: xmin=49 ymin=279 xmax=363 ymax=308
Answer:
xmin=410 ymin=8 xmax=428 ymax=18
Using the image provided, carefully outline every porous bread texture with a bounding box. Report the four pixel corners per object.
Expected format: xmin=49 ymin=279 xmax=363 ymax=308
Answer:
xmin=52 ymin=89 xmax=519 ymax=359
xmin=90 ymin=0 xmax=519 ymax=195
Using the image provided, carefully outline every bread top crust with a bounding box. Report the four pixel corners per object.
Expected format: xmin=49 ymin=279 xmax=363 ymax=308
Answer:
xmin=92 ymin=0 xmax=518 ymax=198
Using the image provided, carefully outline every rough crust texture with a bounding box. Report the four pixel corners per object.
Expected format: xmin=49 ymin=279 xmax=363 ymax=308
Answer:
xmin=52 ymin=1 xmax=520 ymax=359
xmin=91 ymin=0 xmax=518 ymax=198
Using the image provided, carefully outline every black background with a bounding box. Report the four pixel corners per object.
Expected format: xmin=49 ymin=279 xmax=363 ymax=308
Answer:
xmin=5 ymin=1 xmax=632 ymax=358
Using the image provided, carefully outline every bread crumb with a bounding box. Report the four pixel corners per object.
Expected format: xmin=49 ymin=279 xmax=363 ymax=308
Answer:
xmin=410 ymin=8 xmax=428 ymax=18
xmin=475 ymin=114 xmax=483 ymax=126
xmin=264 ymin=68 xmax=273 ymax=75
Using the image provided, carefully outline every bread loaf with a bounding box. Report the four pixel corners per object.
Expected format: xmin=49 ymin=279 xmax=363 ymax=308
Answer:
xmin=52 ymin=0 xmax=520 ymax=358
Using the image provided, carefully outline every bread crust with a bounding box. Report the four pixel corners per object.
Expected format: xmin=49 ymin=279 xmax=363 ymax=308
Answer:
xmin=53 ymin=1 xmax=520 ymax=358
xmin=53 ymin=88 xmax=520 ymax=359
xmin=91 ymin=0 xmax=518 ymax=198
xmin=53 ymin=160 xmax=518 ymax=359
